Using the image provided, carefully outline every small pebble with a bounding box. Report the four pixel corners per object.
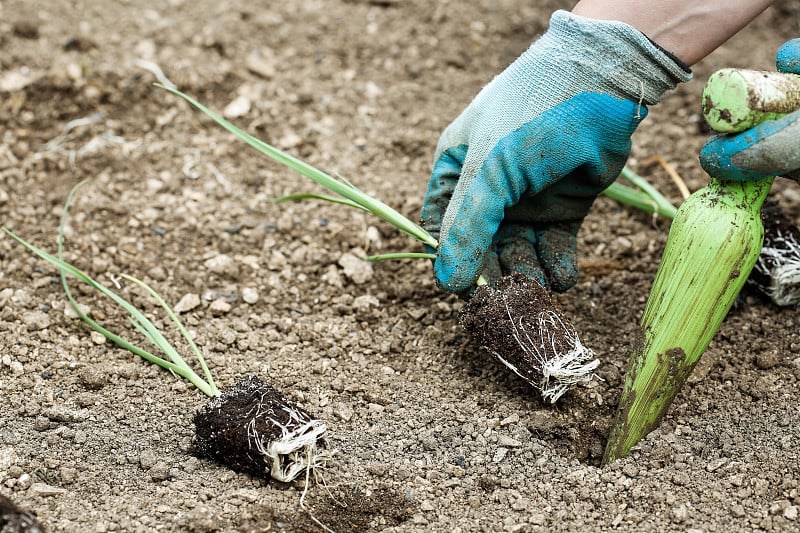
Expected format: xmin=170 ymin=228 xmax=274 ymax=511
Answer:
xmin=29 ymin=482 xmax=66 ymax=496
xmin=335 ymin=404 xmax=354 ymax=422
xmin=140 ymin=449 xmax=158 ymax=469
xmin=209 ymin=299 xmax=231 ymax=316
xmin=353 ymin=294 xmax=379 ymax=310
xmin=223 ymin=96 xmax=251 ymax=118
xmin=492 ymin=448 xmax=508 ymax=463
xmin=60 ymin=467 xmax=79 ymax=485
xmin=21 ymin=310 xmax=50 ymax=331
xmin=204 ymin=254 xmax=237 ymax=276
xmin=338 ymin=252 xmax=373 ymax=284
xmin=497 ymin=435 xmax=522 ymax=448
xmin=16 ymin=473 xmax=31 ymax=490
xmin=79 ymin=366 xmax=106 ymax=389
xmin=174 ymin=293 xmax=201 ymax=313
xmin=64 ymin=303 xmax=92 ymax=319
xmin=246 ymin=49 xmax=276 ymax=79
xmin=241 ymin=287 xmax=259 ymax=304
xmin=366 ymin=462 xmax=387 ymax=476
xmin=150 ymin=461 xmax=172 ymax=482
xmin=0 ymin=448 xmax=18 ymax=470
xmin=622 ymin=464 xmax=639 ymax=477
xmin=500 ymin=414 xmax=519 ymax=426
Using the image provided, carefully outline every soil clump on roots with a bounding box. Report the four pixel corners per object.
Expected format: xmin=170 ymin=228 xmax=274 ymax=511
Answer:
xmin=0 ymin=494 xmax=46 ymax=533
xmin=193 ymin=376 xmax=328 ymax=482
xmin=460 ymin=274 xmax=599 ymax=403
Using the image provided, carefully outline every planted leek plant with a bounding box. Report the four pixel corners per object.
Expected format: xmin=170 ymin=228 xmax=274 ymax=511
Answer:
xmin=157 ymin=84 xmax=599 ymax=403
xmin=3 ymin=182 xmax=328 ymax=483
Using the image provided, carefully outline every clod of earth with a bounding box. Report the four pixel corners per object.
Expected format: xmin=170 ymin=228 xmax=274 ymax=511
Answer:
xmin=193 ymin=376 xmax=329 ymax=482
xmin=460 ymin=274 xmax=599 ymax=403
xmin=0 ymin=493 xmax=47 ymax=533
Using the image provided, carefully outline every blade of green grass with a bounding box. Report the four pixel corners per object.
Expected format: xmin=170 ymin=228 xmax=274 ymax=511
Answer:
xmin=365 ymin=252 xmax=437 ymax=261
xmin=604 ymin=167 xmax=679 ymax=220
xmin=3 ymin=182 xmax=220 ymax=397
xmin=121 ymin=273 xmax=218 ymax=395
xmin=273 ymin=193 xmax=368 ymax=212
xmin=156 ymin=84 xmax=438 ymax=249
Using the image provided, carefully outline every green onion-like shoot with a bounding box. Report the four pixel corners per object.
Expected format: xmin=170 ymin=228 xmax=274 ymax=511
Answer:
xmin=3 ymin=181 xmax=328 ymax=483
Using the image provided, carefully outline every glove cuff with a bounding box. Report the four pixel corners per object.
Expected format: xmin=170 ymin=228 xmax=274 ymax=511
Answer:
xmin=544 ymin=10 xmax=692 ymax=105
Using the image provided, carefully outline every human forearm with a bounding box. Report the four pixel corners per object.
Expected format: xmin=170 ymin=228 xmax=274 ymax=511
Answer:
xmin=572 ymin=0 xmax=777 ymax=66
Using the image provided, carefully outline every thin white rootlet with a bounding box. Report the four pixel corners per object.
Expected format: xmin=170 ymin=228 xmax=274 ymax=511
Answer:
xmin=755 ymin=230 xmax=800 ymax=307
xmin=504 ymin=303 xmax=599 ymax=404
xmin=246 ymin=394 xmax=329 ymax=482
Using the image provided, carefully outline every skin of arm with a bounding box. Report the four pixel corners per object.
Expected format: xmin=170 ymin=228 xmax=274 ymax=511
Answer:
xmin=572 ymin=0 xmax=777 ymax=66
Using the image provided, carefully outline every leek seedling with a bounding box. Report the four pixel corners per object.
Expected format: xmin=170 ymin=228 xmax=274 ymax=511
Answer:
xmin=3 ymin=182 xmax=328 ymax=483
xmin=157 ymin=84 xmax=599 ymax=402
xmin=461 ymin=274 xmax=599 ymax=403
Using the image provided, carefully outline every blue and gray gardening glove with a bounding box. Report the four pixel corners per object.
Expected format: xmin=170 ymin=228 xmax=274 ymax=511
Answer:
xmin=700 ymin=39 xmax=800 ymax=181
xmin=421 ymin=10 xmax=691 ymax=295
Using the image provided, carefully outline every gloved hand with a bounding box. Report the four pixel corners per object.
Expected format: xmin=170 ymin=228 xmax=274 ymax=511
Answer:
xmin=700 ymin=39 xmax=800 ymax=181
xmin=421 ymin=11 xmax=690 ymax=295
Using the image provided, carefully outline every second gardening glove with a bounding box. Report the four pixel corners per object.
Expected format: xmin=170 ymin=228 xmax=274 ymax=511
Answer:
xmin=700 ymin=39 xmax=800 ymax=181
xmin=421 ymin=10 xmax=690 ymax=294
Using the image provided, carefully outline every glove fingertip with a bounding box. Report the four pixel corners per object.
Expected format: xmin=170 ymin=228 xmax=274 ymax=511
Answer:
xmin=777 ymin=39 xmax=800 ymax=75
xmin=434 ymin=253 xmax=481 ymax=295
xmin=545 ymin=260 xmax=579 ymax=293
xmin=534 ymin=224 xmax=580 ymax=293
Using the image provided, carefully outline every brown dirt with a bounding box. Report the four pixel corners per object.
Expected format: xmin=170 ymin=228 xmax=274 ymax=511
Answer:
xmin=1 ymin=1 xmax=800 ymax=531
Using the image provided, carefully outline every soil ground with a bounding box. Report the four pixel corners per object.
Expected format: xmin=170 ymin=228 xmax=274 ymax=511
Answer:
xmin=1 ymin=1 xmax=799 ymax=531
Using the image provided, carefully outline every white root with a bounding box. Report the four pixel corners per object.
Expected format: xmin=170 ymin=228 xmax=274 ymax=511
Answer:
xmin=245 ymin=390 xmax=330 ymax=483
xmin=503 ymin=301 xmax=599 ymax=404
xmin=753 ymin=228 xmax=800 ymax=307
xmin=241 ymin=387 xmax=337 ymax=532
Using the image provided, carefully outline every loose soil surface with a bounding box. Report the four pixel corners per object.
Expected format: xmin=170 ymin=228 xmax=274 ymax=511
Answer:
xmin=1 ymin=1 xmax=799 ymax=531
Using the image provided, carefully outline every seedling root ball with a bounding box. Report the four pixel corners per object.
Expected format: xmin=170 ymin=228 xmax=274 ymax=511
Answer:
xmin=193 ymin=376 xmax=328 ymax=482
xmin=460 ymin=274 xmax=599 ymax=403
